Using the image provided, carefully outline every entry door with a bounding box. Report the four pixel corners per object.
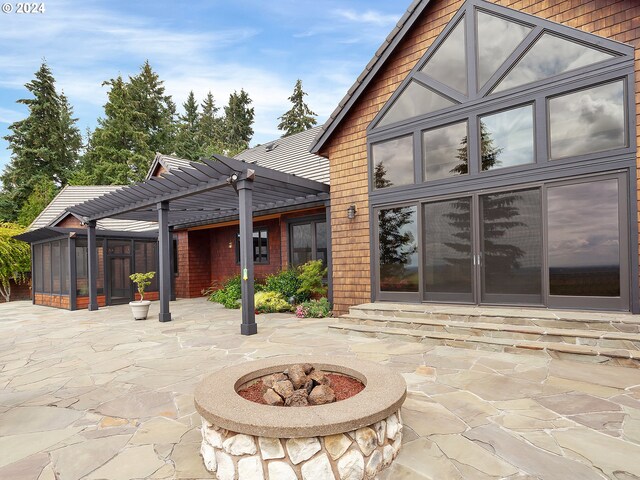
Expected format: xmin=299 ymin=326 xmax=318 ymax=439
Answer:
xmin=479 ymin=188 xmax=543 ymax=305
xmin=422 ymin=187 xmax=543 ymax=306
xmin=109 ymin=256 xmax=132 ymax=304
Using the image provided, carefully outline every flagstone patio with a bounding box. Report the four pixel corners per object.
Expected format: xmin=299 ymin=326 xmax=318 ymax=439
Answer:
xmin=1 ymin=298 xmax=639 ymax=480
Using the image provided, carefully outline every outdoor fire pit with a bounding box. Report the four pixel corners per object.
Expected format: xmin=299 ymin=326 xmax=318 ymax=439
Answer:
xmin=194 ymin=355 xmax=407 ymax=480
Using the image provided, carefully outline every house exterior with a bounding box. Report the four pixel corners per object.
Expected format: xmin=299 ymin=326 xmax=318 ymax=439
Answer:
xmin=311 ymin=0 xmax=640 ymax=315
xmin=17 ymin=128 xmax=331 ymax=311
xmin=16 ymin=0 xmax=640 ymax=320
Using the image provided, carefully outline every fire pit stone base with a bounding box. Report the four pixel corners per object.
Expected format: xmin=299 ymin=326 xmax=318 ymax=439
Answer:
xmin=199 ymin=410 xmax=402 ymax=480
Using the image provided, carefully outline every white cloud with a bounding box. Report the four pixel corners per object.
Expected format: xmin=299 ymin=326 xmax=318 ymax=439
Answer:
xmin=0 ymin=107 xmax=23 ymax=124
xmin=333 ymin=9 xmax=400 ymax=26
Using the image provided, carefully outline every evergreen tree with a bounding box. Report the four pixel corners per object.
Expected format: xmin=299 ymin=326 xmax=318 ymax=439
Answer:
xmin=174 ymin=91 xmax=201 ymax=160
xmin=76 ymin=62 xmax=176 ymax=184
xmin=129 ymin=61 xmax=176 ymax=155
xmin=1 ymin=62 xmax=81 ymax=219
xmin=223 ymin=89 xmax=254 ymax=156
xmin=17 ymin=176 xmax=58 ymax=227
xmin=277 ymin=79 xmax=317 ymax=137
xmin=74 ymin=75 xmax=151 ymax=184
xmin=199 ymin=91 xmax=225 ymax=156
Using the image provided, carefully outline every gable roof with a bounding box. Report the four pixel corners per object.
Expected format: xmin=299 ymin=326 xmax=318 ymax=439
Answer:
xmin=145 ymin=153 xmax=193 ymax=180
xmin=235 ymin=126 xmax=328 ymax=184
xmin=309 ymin=0 xmax=431 ymax=155
xmin=29 ymin=186 xmax=157 ymax=232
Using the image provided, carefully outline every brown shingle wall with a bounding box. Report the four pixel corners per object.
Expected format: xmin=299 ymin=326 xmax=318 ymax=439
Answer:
xmin=322 ymin=0 xmax=640 ymax=315
xmin=54 ymin=215 xmax=84 ymax=228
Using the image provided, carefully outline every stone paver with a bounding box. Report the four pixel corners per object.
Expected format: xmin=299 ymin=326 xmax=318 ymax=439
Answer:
xmin=1 ymin=298 xmax=640 ymax=479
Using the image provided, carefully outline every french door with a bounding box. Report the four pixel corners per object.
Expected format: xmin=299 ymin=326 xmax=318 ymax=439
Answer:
xmin=378 ymin=172 xmax=629 ymax=310
xmin=423 ymin=187 xmax=543 ymax=306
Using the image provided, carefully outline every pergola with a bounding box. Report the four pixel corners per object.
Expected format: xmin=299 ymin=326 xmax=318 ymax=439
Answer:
xmin=67 ymin=154 xmax=331 ymax=335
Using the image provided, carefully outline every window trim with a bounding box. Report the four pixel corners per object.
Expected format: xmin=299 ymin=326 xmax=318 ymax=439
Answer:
xmin=287 ymin=216 xmax=327 ymax=268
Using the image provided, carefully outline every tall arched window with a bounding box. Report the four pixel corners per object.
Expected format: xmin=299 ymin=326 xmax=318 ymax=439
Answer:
xmin=368 ymin=0 xmax=636 ymax=311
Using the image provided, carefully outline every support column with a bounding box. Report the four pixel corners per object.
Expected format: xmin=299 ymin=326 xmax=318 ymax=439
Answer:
xmin=238 ymin=179 xmax=256 ymax=335
xmin=325 ymin=203 xmax=333 ymax=306
xmin=87 ymin=221 xmax=99 ymax=311
xmin=158 ymin=201 xmax=172 ymax=322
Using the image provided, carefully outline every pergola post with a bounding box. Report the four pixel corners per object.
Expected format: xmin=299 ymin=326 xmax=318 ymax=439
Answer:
xmin=87 ymin=220 xmax=99 ymax=311
xmin=158 ymin=201 xmax=172 ymax=322
xmin=169 ymin=226 xmax=176 ymax=302
xmin=237 ymin=179 xmax=256 ymax=335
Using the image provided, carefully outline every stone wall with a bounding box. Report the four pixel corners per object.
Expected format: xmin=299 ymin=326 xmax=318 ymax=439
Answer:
xmin=199 ymin=411 xmax=403 ymax=480
xmin=320 ymin=0 xmax=640 ymax=315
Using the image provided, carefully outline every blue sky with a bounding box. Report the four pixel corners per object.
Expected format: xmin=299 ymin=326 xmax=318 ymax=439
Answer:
xmin=0 ymin=0 xmax=404 ymax=172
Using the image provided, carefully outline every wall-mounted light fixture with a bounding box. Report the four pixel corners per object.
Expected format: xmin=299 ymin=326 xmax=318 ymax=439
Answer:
xmin=347 ymin=204 xmax=357 ymax=220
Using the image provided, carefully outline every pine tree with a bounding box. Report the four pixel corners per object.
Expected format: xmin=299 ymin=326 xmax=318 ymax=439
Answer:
xmin=17 ymin=176 xmax=58 ymax=227
xmin=199 ymin=91 xmax=225 ymax=156
xmin=129 ymin=61 xmax=176 ymax=155
xmin=223 ymin=89 xmax=255 ymax=156
xmin=277 ymin=79 xmax=317 ymax=137
xmin=76 ymin=62 xmax=176 ymax=184
xmin=1 ymin=62 xmax=81 ymax=220
xmin=74 ymin=75 xmax=151 ymax=184
xmin=174 ymin=91 xmax=201 ymax=160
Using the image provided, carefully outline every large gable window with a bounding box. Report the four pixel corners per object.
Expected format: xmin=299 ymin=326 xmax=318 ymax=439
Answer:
xmin=368 ymin=0 xmax=635 ymax=311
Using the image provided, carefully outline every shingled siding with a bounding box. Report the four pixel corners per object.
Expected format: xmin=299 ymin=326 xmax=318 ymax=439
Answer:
xmin=321 ymin=0 xmax=640 ymax=315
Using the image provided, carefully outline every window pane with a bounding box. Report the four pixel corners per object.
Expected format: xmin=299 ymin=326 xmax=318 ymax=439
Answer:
xmin=292 ymin=224 xmax=312 ymax=267
xmin=43 ymin=243 xmax=51 ymax=294
xmin=481 ymin=189 xmax=542 ymax=300
xmin=107 ymin=240 xmax=131 ymax=255
xmin=60 ymin=239 xmax=68 ymax=295
xmin=254 ymin=229 xmax=268 ymax=263
xmin=549 ymin=81 xmax=625 ymax=159
xmin=423 ymin=121 xmax=468 ymax=180
xmin=424 ymin=198 xmax=473 ymax=296
xmin=420 ymin=17 xmax=467 ymax=94
xmin=480 ymin=105 xmax=534 ymax=171
xmin=52 ymin=242 xmax=60 ymax=293
xmin=548 ymin=179 xmax=620 ymax=297
xmin=315 ymin=222 xmax=327 ymax=268
xmin=378 ymin=206 xmax=418 ymax=292
xmin=377 ymin=81 xmax=455 ymax=127
xmin=34 ymin=244 xmax=42 ymax=292
xmin=494 ymin=34 xmax=615 ymax=92
xmin=477 ymin=11 xmax=531 ymax=89
xmin=135 ymin=242 xmax=158 ymax=290
xmin=76 ymin=243 xmax=88 ymax=296
xmin=372 ymin=135 xmax=414 ymax=189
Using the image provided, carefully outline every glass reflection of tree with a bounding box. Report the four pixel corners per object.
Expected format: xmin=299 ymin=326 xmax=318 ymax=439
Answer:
xmin=443 ymin=126 xmax=526 ymax=289
xmin=376 ymin=163 xmax=417 ymax=291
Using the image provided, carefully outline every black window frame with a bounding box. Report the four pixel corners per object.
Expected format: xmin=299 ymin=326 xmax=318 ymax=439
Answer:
xmin=235 ymin=227 xmax=269 ymax=265
xmin=365 ymin=0 xmax=637 ymax=312
xmin=287 ymin=216 xmax=327 ymax=269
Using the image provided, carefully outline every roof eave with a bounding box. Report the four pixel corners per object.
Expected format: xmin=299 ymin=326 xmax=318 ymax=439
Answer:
xmin=309 ymin=0 xmax=431 ymax=155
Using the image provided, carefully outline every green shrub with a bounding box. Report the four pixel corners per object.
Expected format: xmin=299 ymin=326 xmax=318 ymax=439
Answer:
xmin=129 ymin=271 xmax=155 ymax=301
xmin=297 ymin=260 xmax=327 ymax=299
xmin=206 ymin=275 xmax=242 ymax=309
xmin=264 ymin=268 xmax=303 ymax=302
xmin=254 ymin=291 xmax=292 ymax=313
xmin=295 ymin=298 xmax=332 ymax=318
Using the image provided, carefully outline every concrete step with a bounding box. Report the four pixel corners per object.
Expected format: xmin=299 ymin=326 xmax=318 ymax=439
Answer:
xmin=329 ymin=323 xmax=640 ymax=367
xmin=338 ymin=314 xmax=640 ymax=350
xmin=348 ymin=303 xmax=640 ymax=334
